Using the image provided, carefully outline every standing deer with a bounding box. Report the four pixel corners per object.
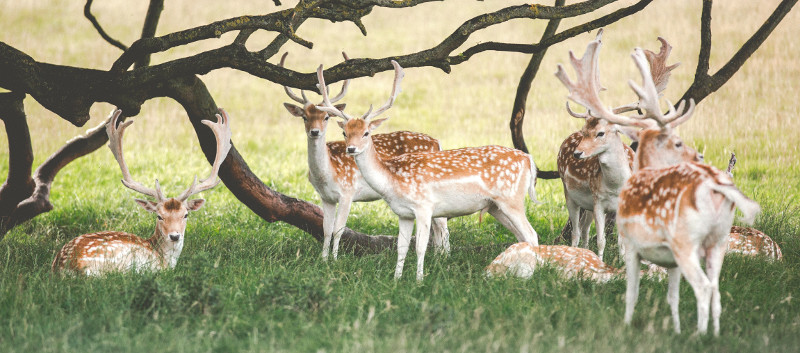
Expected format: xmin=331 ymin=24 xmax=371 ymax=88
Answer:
xmin=52 ymin=108 xmax=232 ymax=276
xmin=485 ymin=242 xmax=665 ymax=283
xmin=556 ymin=35 xmax=760 ymax=335
xmin=556 ymin=30 xmax=681 ymax=261
xmin=280 ymin=52 xmax=449 ymax=259
xmin=316 ymin=60 xmax=540 ymax=281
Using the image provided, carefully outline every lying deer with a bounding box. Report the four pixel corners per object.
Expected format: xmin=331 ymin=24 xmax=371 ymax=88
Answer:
xmin=316 ymin=61 xmax=540 ymax=281
xmin=556 ymin=30 xmax=679 ymax=261
xmin=52 ymin=108 xmax=232 ymax=276
xmin=485 ymin=242 xmax=665 ymax=282
xmin=280 ymin=52 xmax=449 ymax=259
xmin=556 ymin=34 xmax=760 ymax=335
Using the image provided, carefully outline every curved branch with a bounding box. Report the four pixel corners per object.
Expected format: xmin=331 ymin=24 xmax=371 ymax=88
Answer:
xmin=679 ymin=0 xmax=797 ymax=104
xmin=84 ymin=0 xmax=128 ymax=51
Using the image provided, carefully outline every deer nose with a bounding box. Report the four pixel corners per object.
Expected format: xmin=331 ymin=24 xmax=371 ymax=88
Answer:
xmin=168 ymin=233 xmax=181 ymax=242
xmin=346 ymin=146 xmax=356 ymax=154
xmin=573 ymin=151 xmax=583 ymax=159
xmin=309 ymin=129 xmax=321 ymax=137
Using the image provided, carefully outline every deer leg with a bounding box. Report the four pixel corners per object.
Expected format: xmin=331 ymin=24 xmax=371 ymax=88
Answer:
xmin=705 ymin=242 xmax=727 ymax=337
xmin=667 ymin=267 xmax=682 ymax=334
xmin=580 ymin=209 xmax=594 ymax=249
xmin=320 ymin=201 xmax=337 ymax=259
xmin=395 ymin=217 xmax=414 ymax=279
xmin=674 ymin=248 xmax=712 ymax=335
xmin=566 ymin=199 xmax=583 ymax=248
xmin=623 ymin=245 xmax=641 ymax=325
xmin=431 ymin=217 xmax=450 ymax=254
xmin=489 ymin=204 xmax=538 ymax=245
xmin=331 ymin=196 xmax=353 ymax=260
xmin=593 ymin=205 xmax=607 ymax=260
xmin=414 ymin=211 xmax=433 ymax=282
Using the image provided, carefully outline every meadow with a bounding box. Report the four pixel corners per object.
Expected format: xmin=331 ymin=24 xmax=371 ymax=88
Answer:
xmin=1 ymin=0 xmax=799 ymax=351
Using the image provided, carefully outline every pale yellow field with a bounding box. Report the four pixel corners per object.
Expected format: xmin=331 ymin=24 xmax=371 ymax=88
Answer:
xmin=1 ymin=0 xmax=798 ymax=213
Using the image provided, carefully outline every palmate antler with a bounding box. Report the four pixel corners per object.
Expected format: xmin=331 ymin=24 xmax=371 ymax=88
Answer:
xmin=555 ymin=31 xmax=694 ymax=130
xmin=106 ymin=108 xmax=232 ymax=202
xmin=316 ymin=60 xmax=405 ymax=122
xmin=279 ymin=52 xmax=351 ymax=106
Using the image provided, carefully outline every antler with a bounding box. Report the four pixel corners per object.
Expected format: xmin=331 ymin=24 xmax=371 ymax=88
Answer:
xmin=106 ymin=109 xmax=165 ymax=201
xmin=608 ymin=37 xmax=682 ymax=115
xmin=176 ymin=108 xmax=233 ymax=201
xmin=316 ymin=64 xmax=355 ymax=121
xmin=362 ymin=60 xmax=405 ymax=121
xmin=280 ymin=52 xmax=351 ymax=105
xmin=628 ymin=48 xmax=695 ymax=128
xmin=556 ymin=29 xmax=606 ymax=121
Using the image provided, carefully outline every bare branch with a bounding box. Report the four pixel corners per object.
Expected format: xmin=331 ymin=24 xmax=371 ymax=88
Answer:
xmin=84 ymin=0 xmax=128 ymax=51
xmin=134 ymin=0 xmax=165 ymax=69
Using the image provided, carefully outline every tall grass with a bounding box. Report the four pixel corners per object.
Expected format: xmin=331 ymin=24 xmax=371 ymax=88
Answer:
xmin=1 ymin=0 xmax=799 ymax=351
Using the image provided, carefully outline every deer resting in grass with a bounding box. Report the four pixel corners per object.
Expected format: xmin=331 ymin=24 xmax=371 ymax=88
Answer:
xmin=557 ymin=35 xmax=760 ymax=335
xmin=556 ymin=30 xmax=683 ymax=261
xmin=316 ymin=60 xmax=540 ymax=281
xmin=280 ymin=52 xmax=449 ymax=259
xmin=52 ymin=108 xmax=232 ymax=276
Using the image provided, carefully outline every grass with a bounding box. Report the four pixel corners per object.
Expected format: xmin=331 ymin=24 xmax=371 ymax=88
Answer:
xmin=1 ymin=0 xmax=800 ymax=351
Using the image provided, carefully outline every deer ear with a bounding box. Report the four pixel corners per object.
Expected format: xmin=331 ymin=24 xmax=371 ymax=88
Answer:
xmin=135 ymin=199 xmax=158 ymax=213
xmin=186 ymin=199 xmax=206 ymax=211
xmin=369 ymin=118 xmax=387 ymax=131
xmin=334 ymin=103 xmax=346 ymax=112
xmin=337 ymin=120 xmax=346 ymax=130
xmin=283 ymin=103 xmax=305 ymax=117
xmin=617 ymin=125 xmax=640 ymax=142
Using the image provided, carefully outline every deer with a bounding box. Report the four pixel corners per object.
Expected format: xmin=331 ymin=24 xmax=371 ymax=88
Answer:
xmin=555 ymin=30 xmax=683 ymax=261
xmin=485 ymin=243 xmax=665 ymax=282
xmin=280 ymin=52 xmax=450 ymax=260
xmin=556 ymin=34 xmax=760 ymax=335
xmin=315 ymin=60 xmax=540 ymax=281
xmin=52 ymin=108 xmax=232 ymax=276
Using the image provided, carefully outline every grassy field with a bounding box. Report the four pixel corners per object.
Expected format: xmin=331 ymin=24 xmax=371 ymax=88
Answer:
xmin=2 ymin=0 xmax=799 ymax=351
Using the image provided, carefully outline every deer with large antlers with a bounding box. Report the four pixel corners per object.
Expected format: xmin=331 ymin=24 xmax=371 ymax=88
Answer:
xmin=556 ymin=30 xmax=685 ymax=261
xmin=280 ymin=52 xmax=449 ymax=259
xmin=316 ymin=60 xmax=540 ymax=281
xmin=52 ymin=109 xmax=232 ymax=276
xmin=556 ymin=34 xmax=760 ymax=335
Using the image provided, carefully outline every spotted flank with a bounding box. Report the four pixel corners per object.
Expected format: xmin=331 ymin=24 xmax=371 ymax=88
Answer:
xmin=728 ymin=226 xmax=782 ymax=260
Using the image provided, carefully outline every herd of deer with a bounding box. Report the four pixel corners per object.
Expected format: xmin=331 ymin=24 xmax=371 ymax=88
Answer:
xmin=49 ymin=29 xmax=781 ymax=336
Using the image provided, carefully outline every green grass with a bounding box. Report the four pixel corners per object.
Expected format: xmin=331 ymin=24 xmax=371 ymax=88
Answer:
xmin=2 ymin=0 xmax=800 ymax=351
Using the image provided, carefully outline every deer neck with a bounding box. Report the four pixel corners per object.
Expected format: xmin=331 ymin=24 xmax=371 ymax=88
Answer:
xmin=148 ymin=227 xmax=183 ymax=269
xmin=596 ymin=137 xmax=631 ymax=186
xmin=351 ymin=140 xmax=393 ymax=196
xmin=307 ymin=135 xmax=335 ymax=182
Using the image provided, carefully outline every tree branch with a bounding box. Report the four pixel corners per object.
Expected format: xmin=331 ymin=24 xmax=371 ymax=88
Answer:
xmin=679 ymin=0 xmax=798 ymax=104
xmin=0 ymin=92 xmax=35 ymax=220
xmin=134 ymin=0 xmax=165 ymax=69
xmin=84 ymin=0 xmax=128 ymax=51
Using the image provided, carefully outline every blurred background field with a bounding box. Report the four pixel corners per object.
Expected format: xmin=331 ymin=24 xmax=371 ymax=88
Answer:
xmin=1 ymin=1 xmax=799 ymax=352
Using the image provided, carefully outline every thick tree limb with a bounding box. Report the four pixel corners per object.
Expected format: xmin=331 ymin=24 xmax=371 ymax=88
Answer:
xmin=84 ymin=0 xmax=128 ymax=51
xmin=0 ymin=92 xmax=35 ymax=219
xmin=678 ymin=0 xmax=798 ymax=104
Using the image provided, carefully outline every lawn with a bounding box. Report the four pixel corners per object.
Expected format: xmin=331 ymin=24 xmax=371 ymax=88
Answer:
xmin=1 ymin=0 xmax=799 ymax=352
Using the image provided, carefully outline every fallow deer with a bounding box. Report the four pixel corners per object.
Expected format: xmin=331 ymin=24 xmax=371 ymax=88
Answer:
xmin=485 ymin=242 xmax=665 ymax=283
xmin=727 ymin=226 xmax=782 ymax=261
xmin=555 ymin=30 xmax=680 ymax=261
xmin=280 ymin=52 xmax=449 ymax=259
xmin=316 ymin=61 xmax=540 ymax=281
xmin=557 ymin=36 xmax=760 ymax=335
xmin=52 ymin=108 xmax=232 ymax=276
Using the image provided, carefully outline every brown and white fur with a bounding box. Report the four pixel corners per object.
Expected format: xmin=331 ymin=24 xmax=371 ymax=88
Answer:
xmin=485 ymin=242 xmax=665 ymax=282
xmin=315 ymin=61 xmax=539 ymax=281
xmin=52 ymin=108 xmax=232 ymax=276
xmin=727 ymin=226 xmax=782 ymax=261
xmin=556 ymin=33 xmax=760 ymax=335
xmin=280 ymin=53 xmax=449 ymax=259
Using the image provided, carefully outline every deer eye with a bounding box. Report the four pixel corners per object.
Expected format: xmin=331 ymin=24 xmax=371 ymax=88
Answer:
xmin=596 ymin=131 xmax=605 ymax=138
xmin=157 ymin=215 xmax=164 ymax=221
xmin=675 ymin=141 xmax=683 ymax=148
xmin=324 ymin=116 xmax=330 ymax=121
xmin=363 ymin=131 xmax=370 ymax=137
xmin=184 ymin=213 xmax=189 ymax=219
xmin=342 ymin=132 xmax=346 ymax=138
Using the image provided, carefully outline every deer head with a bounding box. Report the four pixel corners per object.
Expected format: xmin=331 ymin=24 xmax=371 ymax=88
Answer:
xmin=281 ymin=52 xmax=350 ymax=139
xmin=315 ymin=60 xmax=404 ymax=156
xmin=106 ymin=108 xmax=232 ymax=244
